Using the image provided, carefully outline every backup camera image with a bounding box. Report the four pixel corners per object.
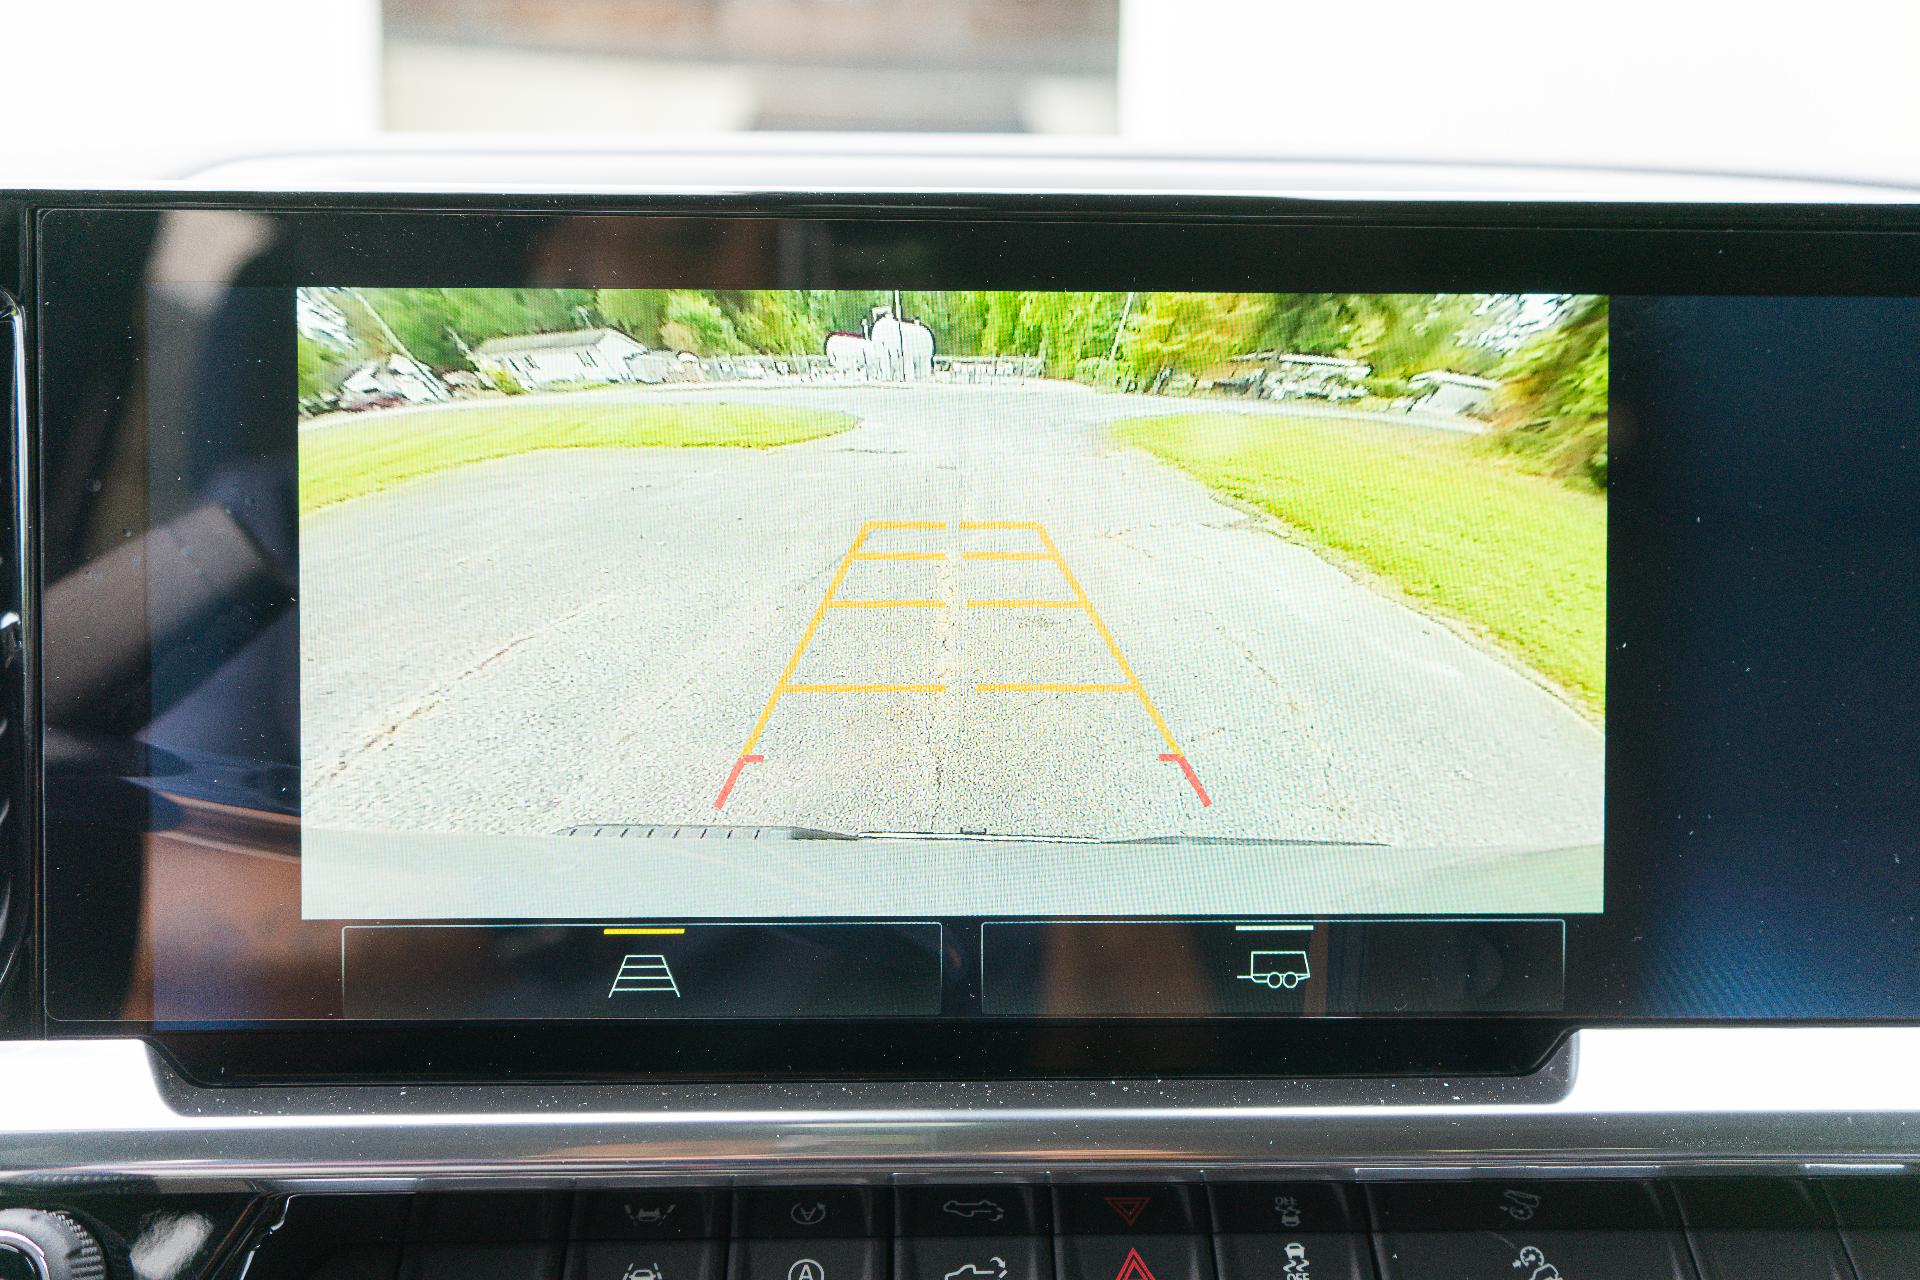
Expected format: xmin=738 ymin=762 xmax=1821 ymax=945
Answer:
xmin=296 ymin=288 xmax=1606 ymax=919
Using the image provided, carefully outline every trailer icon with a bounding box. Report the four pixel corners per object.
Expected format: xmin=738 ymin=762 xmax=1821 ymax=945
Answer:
xmin=1237 ymin=949 xmax=1311 ymax=990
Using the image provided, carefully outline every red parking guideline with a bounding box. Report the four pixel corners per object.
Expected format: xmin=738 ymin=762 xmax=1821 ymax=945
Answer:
xmin=1158 ymin=753 xmax=1211 ymax=806
xmin=713 ymin=754 xmax=764 ymax=809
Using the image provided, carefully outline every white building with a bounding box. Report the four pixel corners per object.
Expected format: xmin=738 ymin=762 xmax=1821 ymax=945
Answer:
xmin=626 ymin=350 xmax=685 ymax=384
xmin=1409 ymin=370 xmax=1500 ymax=419
xmin=473 ymin=327 xmax=650 ymax=389
xmin=337 ymin=353 xmax=451 ymax=409
xmin=1235 ymin=353 xmax=1371 ymax=401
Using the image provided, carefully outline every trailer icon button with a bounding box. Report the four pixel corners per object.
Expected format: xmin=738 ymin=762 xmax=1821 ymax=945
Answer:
xmin=1237 ymin=949 xmax=1311 ymax=990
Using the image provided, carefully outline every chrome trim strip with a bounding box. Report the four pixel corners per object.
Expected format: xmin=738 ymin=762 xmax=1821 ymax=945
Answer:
xmin=173 ymin=143 xmax=1920 ymax=202
xmin=4 ymin=287 xmax=24 ymax=672
xmin=0 ymin=1228 xmax=52 ymax=1280
xmin=0 ymin=1030 xmax=1917 ymax=1187
xmin=0 ymin=289 xmax=28 ymax=1001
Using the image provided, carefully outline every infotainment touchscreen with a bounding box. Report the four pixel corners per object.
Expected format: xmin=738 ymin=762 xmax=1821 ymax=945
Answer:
xmin=32 ymin=203 xmax=1920 ymax=1074
xmin=274 ymin=287 xmax=1600 ymax=1020
xmin=296 ymin=289 xmax=1605 ymax=909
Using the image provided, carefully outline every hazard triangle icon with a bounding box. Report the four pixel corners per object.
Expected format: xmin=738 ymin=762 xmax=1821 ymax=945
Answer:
xmin=1104 ymin=1196 xmax=1152 ymax=1227
xmin=1112 ymin=1249 xmax=1158 ymax=1280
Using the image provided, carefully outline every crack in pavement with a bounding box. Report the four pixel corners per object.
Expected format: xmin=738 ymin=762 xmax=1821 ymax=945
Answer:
xmin=307 ymin=589 xmax=627 ymax=792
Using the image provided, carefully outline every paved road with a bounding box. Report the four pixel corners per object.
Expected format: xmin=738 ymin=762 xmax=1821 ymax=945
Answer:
xmin=300 ymin=382 xmax=1603 ymax=849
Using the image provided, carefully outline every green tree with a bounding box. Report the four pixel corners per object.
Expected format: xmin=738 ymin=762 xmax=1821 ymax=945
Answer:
xmin=1486 ymin=295 xmax=1610 ymax=487
xmin=1251 ymin=294 xmax=1358 ymax=357
xmin=978 ymin=292 xmax=1031 ymax=354
xmin=353 ymin=289 xmax=468 ymax=370
xmin=1119 ymin=293 xmax=1264 ymax=383
xmin=329 ymin=289 xmax=397 ymax=358
xmin=800 ymin=290 xmax=886 ymax=336
xmin=658 ymin=290 xmax=745 ymax=356
xmin=730 ymin=291 xmax=826 ymax=354
xmin=296 ymin=339 xmax=352 ymax=408
xmin=904 ymin=291 xmax=990 ymax=355
xmin=452 ymin=288 xmax=596 ymax=345
xmin=1361 ymin=294 xmax=1489 ymax=378
xmin=1017 ymin=292 xmax=1129 ymax=377
xmin=352 ymin=288 xmax=603 ymax=371
xmin=597 ymin=289 xmax=669 ymax=345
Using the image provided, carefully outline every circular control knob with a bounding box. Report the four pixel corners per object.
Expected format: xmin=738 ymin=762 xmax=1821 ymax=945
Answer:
xmin=0 ymin=1211 xmax=107 ymax=1280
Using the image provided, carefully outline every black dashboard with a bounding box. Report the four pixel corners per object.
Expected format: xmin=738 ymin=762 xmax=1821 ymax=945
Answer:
xmin=1 ymin=191 xmax=1918 ymax=1280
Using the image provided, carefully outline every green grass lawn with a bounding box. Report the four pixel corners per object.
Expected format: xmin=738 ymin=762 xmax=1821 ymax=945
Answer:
xmin=1114 ymin=411 xmax=1607 ymax=712
xmin=300 ymin=399 xmax=856 ymax=516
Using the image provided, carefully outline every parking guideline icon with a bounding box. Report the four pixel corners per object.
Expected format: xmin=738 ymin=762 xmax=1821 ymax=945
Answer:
xmin=609 ymin=954 xmax=681 ymax=997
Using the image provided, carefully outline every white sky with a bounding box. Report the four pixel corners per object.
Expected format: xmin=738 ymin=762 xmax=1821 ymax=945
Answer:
xmin=3 ymin=0 xmax=1917 ymax=186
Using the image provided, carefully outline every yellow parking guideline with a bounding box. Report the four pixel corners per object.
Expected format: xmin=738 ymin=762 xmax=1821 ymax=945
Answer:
xmin=726 ymin=518 xmax=1189 ymax=805
xmin=735 ymin=524 xmax=877 ymax=756
xmin=735 ymin=520 xmax=951 ymax=759
xmin=1033 ymin=523 xmax=1184 ymax=755
xmin=603 ymin=927 xmax=686 ymax=936
xmin=975 ymin=682 xmax=1132 ymax=693
xmin=783 ymin=683 xmax=945 ymax=694
xmin=967 ymin=598 xmax=1081 ymax=609
xmin=828 ymin=598 xmax=947 ymax=609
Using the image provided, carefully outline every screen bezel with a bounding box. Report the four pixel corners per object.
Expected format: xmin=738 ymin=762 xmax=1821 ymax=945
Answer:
xmin=27 ymin=193 xmax=1920 ymax=1082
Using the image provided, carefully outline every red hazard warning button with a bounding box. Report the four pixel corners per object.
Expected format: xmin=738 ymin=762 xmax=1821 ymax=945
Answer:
xmin=1056 ymin=1238 xmax=1207 ymax=1280
xmin=1055 ymin=1186 xmax=1199 ymax=1236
